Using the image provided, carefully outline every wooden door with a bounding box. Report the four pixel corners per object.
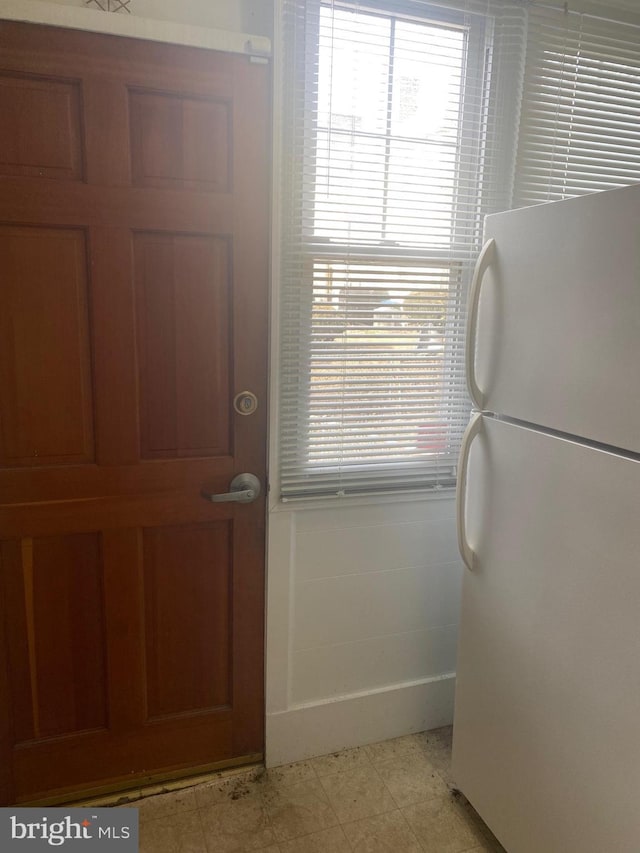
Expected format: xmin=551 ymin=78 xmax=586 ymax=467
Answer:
xmin=0 ymin=21 xmax=269 ymax=805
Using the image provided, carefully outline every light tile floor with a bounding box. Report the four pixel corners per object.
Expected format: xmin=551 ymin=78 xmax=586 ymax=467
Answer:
xmin=120 ymin=727 xmax=506 ymax=853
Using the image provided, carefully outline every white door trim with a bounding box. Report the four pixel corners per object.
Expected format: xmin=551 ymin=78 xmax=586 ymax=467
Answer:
xmin=0 ymin=0 xmax=271 ymax=56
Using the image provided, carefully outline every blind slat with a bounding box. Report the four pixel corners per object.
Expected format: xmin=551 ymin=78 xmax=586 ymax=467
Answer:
xmin=279 ymin=0 xmax=525 ymax=499
xmin=514 ymin=8 xmax=640 ymax=205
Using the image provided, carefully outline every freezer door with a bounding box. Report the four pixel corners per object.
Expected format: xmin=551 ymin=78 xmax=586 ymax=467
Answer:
xmin=453 ymin=416 xmax=640 ymax=853
xmin=471 ymin=183 xmax=640 ymax=454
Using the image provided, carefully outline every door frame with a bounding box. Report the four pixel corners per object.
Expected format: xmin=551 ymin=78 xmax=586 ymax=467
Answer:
xmin=0 ymin=2 xmax=271 ymax=58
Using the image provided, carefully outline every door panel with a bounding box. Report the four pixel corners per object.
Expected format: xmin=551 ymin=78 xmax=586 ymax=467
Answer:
xmin=476 ymin=184 xmax=640 ymax=454
xmin=129 ymin=89 xmax=231 ymax=191
xmin=143 ymin=522 xmax=232 ymax=719
xmin=0 ymin=73 xmax=84 ymax=180
xmin=2 ymin=534 xmax=107 ymax=743
xmin=0 ymin=226 xmax=94 ymax=467
xmin=0 ymin=21 xmax=269 ymax=804
xmin=133 ymin=232 xmax=231 ymax=459
xmin=453 ymin=416 xmax=640 ymax=853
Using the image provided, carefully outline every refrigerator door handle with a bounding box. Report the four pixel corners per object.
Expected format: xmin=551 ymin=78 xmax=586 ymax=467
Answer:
xmin=466 ymin=238 xmax=496 ymax=410
xmin=457 ymin=412 xmax=483 ymax=571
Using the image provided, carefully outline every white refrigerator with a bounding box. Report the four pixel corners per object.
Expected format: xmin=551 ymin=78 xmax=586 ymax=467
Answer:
xmin=452 ymin=184 xmax=640 ymax=853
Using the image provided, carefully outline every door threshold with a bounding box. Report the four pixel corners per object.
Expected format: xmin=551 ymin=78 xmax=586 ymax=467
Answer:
xmin=23 ymin=754 xmax=264 ymax=808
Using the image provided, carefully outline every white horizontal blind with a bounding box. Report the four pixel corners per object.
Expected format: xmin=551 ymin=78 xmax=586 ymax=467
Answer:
xmin=278 ymin=0 xmax=525 ymax=499
xmin=514 ymin=5 xmax=640 ymax=204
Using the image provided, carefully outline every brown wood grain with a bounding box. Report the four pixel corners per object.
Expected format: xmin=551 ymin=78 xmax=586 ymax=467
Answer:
xmin=0 ymin=73 xmax=84 ymax=181
xmin=0 ymin=544 xmax=13 ymax=804
xmin=143 ymin=522 xmax=232 ymax=718
xmin=0 ymin=21 xmax=269 ymax=804
xmin=0 ymin=226 xmax=94 ymax=467
xmin=133 ymin=232 xmax=231 ymax=459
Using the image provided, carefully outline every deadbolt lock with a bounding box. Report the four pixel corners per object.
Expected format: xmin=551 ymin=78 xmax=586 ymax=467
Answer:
xmin=234 ymin=391 xmax=258 ymax=416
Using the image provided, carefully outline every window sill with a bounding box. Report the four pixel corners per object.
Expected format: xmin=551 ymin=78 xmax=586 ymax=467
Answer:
xmin=268 ymin=483 xmax=456 ymax=513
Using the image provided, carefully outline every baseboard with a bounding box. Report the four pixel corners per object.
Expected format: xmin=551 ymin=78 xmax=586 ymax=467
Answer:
xmin=265 ymin=673 xmax=456 ymax=768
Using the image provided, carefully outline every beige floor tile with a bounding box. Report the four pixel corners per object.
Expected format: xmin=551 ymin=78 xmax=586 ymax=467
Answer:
xmin=119 ymin=725 xmax=505 ymax=853
xmin=140 ymin=810 xmax=208 ymax=853
xmin=432 ymin=760 xmax=455 ymax=788
xmin=342 ymin=809 xmax=423 ymax=853
xmin=412 ymin=727 xmax=456 ymax=786
xmin=423 ymin=726 xmax=453 ymax=750
xmin=199 ymin=793 xmax=276 ymax=852
xmin=449 ymin=793 xmax=507 ymax=853
xmin=310 ymin=746 xmax=372 ymax=778
xmin=136 ymin=787 xmax=199 ymax=823
xmin=374 ymin=752 xmax=448 ymax=808
xmin=257 ymin=760 xmax=318 ymax=788
xmin=263 ymin=779 xmax=339 ymax=843
xmin=319 ymin=766 xmax=397 ymax=823
xmin=195 ymin=772 xmax=262 ymax=810
xmin=412 ymin=728 xmax=453 ymax=759
xmin=463 ymin=842 xmax=507 ymax=853
xmin=278 ymin=825 xmax=352 ymax=853
xmin=118 ymin=798 xmax=144 ymax=809
xmin=364 ymin=735 xmax=422 ymax=765
xmin=402 ymin=795 xmax=487 ymax=853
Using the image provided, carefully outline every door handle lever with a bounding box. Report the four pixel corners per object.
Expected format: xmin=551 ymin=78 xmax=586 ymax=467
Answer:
xmin=202 ymin=473 xmax=261 ymax=504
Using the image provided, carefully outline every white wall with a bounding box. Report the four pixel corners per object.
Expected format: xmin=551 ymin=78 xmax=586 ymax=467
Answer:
xmin=265 ymin=496 xmax=462 ymax=766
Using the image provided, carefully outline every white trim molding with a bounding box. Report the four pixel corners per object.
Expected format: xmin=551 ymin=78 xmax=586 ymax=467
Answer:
xmin=266 ymin=674 xmax=456 ymax=767
xmin=0 ymin=0 xmax=272 ymax=56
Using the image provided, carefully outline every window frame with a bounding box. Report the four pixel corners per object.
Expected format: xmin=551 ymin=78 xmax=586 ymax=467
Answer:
xmin=278 ymin=0 xmax=501 ymax=500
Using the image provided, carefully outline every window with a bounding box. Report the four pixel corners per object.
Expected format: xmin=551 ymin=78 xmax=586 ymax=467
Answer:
xmin=278 ymin=0 xmax=640 ymax=501
xmin=514 ymin=5 xmax=640 ymax=204
xmin=279 ymin=0 xmax=520 ymax=498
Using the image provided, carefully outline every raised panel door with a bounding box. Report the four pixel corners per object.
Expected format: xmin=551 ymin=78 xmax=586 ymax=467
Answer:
xmin=0 ymin=22 xmax=269 ymax=804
